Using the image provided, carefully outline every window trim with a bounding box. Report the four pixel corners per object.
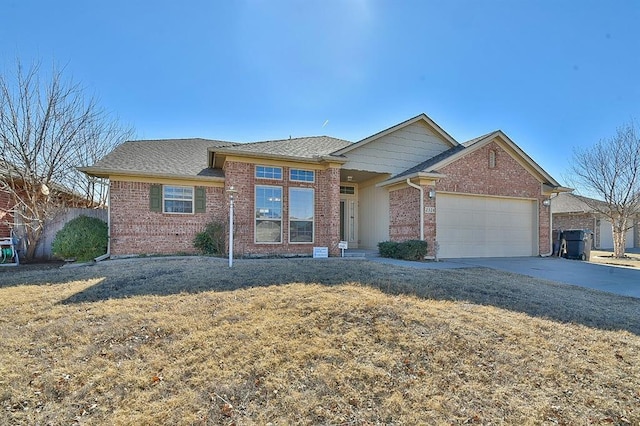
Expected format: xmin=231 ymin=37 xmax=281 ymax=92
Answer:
xmin=255 ymin=165 xmax=283 ymax=180
xmin=162 ymin=185 xmax=195 ymax=215
xmin=255 ymin=185 xmax=283 ymax=244
xmin=340 ymin=185 xmax=356 ymax=195
xmin=289 ymin=187 xmax=315 ymax=244
xmin=289 ymin=168 xmax=315 ymax=183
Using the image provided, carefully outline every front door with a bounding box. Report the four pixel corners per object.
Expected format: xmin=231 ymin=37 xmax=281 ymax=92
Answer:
xmin=340 ymin=198 xmax=358 ymax=248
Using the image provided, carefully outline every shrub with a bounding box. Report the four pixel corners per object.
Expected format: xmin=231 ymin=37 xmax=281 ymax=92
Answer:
xmin=193 ymin=220 xmax=226 ymax=255
xmin=378 ymin=239 xmax=428 ymax=261
xmin=52 ymin=215 xmax=108 ymax=262
xmin=377 ymin=241 xmax=399 ymax=258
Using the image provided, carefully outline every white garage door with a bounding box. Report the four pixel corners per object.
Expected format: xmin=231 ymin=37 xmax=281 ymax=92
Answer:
xmin=599 ymin=220 xmax=634 ymax=249
xmin=436 ymin=194 xmax=538 ymax=258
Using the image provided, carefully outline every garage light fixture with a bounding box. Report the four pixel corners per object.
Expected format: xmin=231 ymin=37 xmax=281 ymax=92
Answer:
xmin=428 ymin=189 xmax=436 ymax=199
xmin=542 ymin=199 xmax=551 ymax=206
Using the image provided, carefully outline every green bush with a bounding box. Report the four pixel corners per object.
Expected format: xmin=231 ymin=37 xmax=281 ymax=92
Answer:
xmin=378 ymin=241 xmax=399 ymax=258
xmin=378 ymin=240 xmax=428 ymax=261
xmin=52 ymin=215 xmax=108 ymax=262
xmin=193 ymin=220 xmax=226 ymax=255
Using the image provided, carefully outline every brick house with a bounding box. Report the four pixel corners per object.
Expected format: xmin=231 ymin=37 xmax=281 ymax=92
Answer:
xmin=551 ymin=192 xmax=639 ymax=249
xmin=0 ymin=189 xmax=13 ymax=237
xmin=81 ymin=113 xmax=568 ymax=258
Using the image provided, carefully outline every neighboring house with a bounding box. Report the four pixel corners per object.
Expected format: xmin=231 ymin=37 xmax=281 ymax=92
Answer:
xmin=80 ymin=113 xmax=568 ymax=259
xmin=0 ymin=189 xmax=13 ymax=237
xmin=551 ymin=192 xmax=639 ymax=249
xmin=1 ymin=162 xmax=98 ymax=257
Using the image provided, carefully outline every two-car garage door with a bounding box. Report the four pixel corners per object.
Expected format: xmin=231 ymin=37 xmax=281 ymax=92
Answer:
xmin=436 ymin=193 xmax=538 ymax=258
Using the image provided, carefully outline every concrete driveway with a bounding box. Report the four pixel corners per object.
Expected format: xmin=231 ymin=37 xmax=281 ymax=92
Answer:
xmin=450 ymin=256 xmax=640 ymax=299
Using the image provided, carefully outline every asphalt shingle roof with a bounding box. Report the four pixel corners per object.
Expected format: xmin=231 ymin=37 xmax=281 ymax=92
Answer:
xmin=85 ymin=138 xmax=235 ymax=178
xmin=391 ymin=144 xmax=466 ymax=180
xmin=220 ymin=136 xmax=352 ymax=159
xmin=462 ymin=131 xmax=498 ymax=147
xmin=551 ymin=192 xmax=608 ymax=213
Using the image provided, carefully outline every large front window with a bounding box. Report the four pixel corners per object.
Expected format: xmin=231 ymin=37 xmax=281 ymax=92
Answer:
xmin=163 ymin=186 xmax=193 ymax=214
xmin=289 ymin=188 xmax=314 ymax=243
xmin=255 ymin=186 xmax=282 ymax=243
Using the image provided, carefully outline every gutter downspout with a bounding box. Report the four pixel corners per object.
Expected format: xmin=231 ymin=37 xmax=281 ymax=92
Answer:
xmin=406 ymin=178 xmax=424 ymax=241
xmin=94 ymin=182 xmax=111 ymax=262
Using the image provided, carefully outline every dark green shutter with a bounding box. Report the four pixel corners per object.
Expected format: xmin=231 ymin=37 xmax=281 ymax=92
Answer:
xmin=150 ymin=185 xmax=162 ymax=212
xmin=194 ymin=187 xmax=206 ymax=213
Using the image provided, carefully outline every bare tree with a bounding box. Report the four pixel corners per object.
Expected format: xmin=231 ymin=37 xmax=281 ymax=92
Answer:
xmin=570 ymin=121 xmax=640 ymax=258
xmin=0 ymin=60 xmax=132 ymax=260
xmin=71 ymin=117 xmax=133 ymax=207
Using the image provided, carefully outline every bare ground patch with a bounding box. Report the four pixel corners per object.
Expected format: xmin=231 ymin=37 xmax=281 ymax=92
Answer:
xmin=1 ymin=257 xmax=639 ymax=424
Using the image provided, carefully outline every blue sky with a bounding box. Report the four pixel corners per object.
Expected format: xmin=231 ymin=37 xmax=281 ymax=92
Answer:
xmin=2 ymin=1 xmax=639 ymax=183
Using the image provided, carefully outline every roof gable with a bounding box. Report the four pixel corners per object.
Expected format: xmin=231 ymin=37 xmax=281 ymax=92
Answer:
xmin=333 ymin=113 xmax=458 ymax=156
xmin=391 ymin=145 xmax=466 ymax=180
xmin=379 ymin=129 xmax=567 ymax=191
xmin=427 ymin=130 xmax=562 ymax=188
xmin=333 ymin=114 xmax=459 ymax=176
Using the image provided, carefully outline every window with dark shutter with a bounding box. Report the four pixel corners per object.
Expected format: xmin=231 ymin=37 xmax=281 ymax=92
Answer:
xmin=150 ymin=185 xmax=162 ymax=212
xmin=194 ymin=187 xmax=206 ymax=213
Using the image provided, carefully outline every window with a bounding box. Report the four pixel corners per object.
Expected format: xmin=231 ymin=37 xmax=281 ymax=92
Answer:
xmin=163 ymin=186 xmax=194 ymax=214
xmin=255 ymin=186 xmax=282 ymax=243
xmin=489 ymin=150 xmax=497 ymax=169
xmin=340 ymin=185 xmax=355 ymax=195
xmin=289 ymin=188 xmax=314 ymax=243
xmin=256 ymin=165 xmax=282 ymax=180
xmin=290 ymin=168 xmax=315 ymax=182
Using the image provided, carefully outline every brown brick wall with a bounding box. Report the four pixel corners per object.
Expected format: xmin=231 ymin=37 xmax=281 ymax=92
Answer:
xmin=553 ymin=213 xmax=599 ymax=248
xmin=109 ymin=181 xmax=226 ymax=255
xmin=0 ymin=190 xmax=13 ymax=237
xmin=387 ymin=141 xmax=552 ymax=256
xmin=389 ymin=185 xmax=438 ymax=257
xmin=223 ymin=161 xmax=341 ymax=257
xmin=389 ymin=187 xmax=420 ymax=241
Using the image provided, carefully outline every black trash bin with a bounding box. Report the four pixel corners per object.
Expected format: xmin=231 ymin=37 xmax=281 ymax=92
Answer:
xmin=563 ymin=229 xmax=592 ymax=261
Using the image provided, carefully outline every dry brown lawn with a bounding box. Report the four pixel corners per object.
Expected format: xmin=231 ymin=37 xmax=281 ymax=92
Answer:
xmin=1 ymin=257 xmax=639 ymax=425
xmin=591 ymin=250 xmax=640 ymax=269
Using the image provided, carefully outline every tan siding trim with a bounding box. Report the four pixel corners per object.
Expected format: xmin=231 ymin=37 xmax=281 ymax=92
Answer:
xmin=223 ymin=155 xmax=330 ymax=170
xmin=110 ymin=175 xmax=225 ymax=187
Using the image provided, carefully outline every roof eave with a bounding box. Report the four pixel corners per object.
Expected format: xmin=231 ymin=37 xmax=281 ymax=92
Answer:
xmin=210 ymin=148 xmax=348 ymax=164
xmin=543 ymin=184 xmax=573 ymax=194
xmin=377 ymin=171 xmax=446 ymax=188
xmin=78 ymin=167 xmax=225 ymax=182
